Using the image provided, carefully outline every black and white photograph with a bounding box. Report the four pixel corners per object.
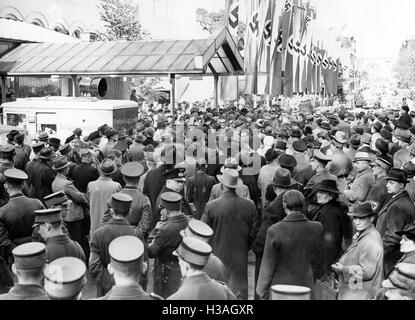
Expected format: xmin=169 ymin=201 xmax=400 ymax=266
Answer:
xmin=0 ymin=0 xmax=415 ymax=307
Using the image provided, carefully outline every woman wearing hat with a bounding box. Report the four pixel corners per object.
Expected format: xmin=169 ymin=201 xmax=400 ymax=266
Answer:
xmin=332 ymin=201 xmax=384 ymax=300
xmin=310 ymin=180 xmax=353 ymax=278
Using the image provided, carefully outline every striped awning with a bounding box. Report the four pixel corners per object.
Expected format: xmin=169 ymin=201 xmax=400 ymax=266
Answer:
xmin=0 ymin=28 xmax=243 ymax=77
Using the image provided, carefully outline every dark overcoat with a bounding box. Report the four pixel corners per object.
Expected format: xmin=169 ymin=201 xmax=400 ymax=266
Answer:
xmin=311 ymin=201 xmax=353 ymax=275
xmin=376 ymin=190 xmax=415 ymax=276
xmin=45 ymin=234 xmax=86 ymax=263
xmin=147 ymin=213 xmax=188 ymax=299
xmin=256 ymin=212 xmax=324 ymax=300
xmin=90 ymin=218 xmax=146 ymax=297
xmin=202 ymin=190 xmax=258 ymax=300
xmin=167 ymin=273 xmax=236 ymax=300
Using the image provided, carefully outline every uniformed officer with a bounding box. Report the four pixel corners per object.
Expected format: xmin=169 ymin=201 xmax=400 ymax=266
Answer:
xmin=102 ymin=162 xmax=152 ymax=239
xmin=99 ymin=236 xmax=162 ymax=300
xmin=148 ymin=192 xmax=189 ymax=298
xmin=90 ymin=193 xmax=148 ymax=297
xmin=180 ymin=219 xmax=227 ymax=283
xmin=34 ymin=207 xmax=85 ymax=263
xmin=0 ymin=169 xmax=44 ymax=263
xmin=0 ymin=242 xmax=48 ymax=300
xmin=168 ymin=236 xmax=236 ymax=300
xmin=44 ymin=257 xmax=87 ymax=300
xmin=0 ymin=145 xmax=16 ymax=206
xmin=153 ymin=167 xmax=194 ymax=227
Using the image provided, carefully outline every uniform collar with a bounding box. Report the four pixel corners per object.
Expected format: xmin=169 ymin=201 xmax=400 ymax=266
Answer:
xmin=107 ymin=285 xmax=148 ymax=299
xmin=283 ymin=212 xmax=309 ymax=222
xmin=46 ymin=234 xmax=70 ymax=245
xmin=9 ymin=284 xmax=46 ymax=298
xmin=182 ymin=272 xmax=211 ymax=286
xmin=9 ymin=193 xmax=24 ymax=200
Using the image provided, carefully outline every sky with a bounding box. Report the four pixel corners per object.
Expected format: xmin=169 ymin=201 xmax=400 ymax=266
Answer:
xmin=211 ymin=0 xmax=415 ymax=59
xmin=309 ymin=0 xmax=415 ymax=59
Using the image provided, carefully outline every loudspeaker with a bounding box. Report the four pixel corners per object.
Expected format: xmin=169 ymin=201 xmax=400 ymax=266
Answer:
xmin=79 ymin=77 xmax=108 ymax=98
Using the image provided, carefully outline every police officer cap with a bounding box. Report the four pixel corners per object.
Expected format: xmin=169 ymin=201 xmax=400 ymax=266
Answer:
xmin=111 ymin=193 xmax=133 ymax=214
xmin=180 ymin=219 xmax=213 ymax=240
xmin=292 ymin=140 xmax=307 ymax=153
xmin=163 ymin=167 xmax=186 ymax=181
xmin=109 ymin=236 xmax=144 ymax=274
xmin=120 ymin=162 xmax=144 ymax=178
xmin=44 ymin=191 xmax=69 ymax=208
xmin=44 ymin=257 xmax=87 ymax=299
xmin=1 ymin=145 xmax=15 ymax=155
xmin=34 ymin=208 xmax=62 ymax=224
xmin=48 ymin=137 xmax=61 ymax=147
xmin=160 ymin=192 xmax=182 ymax=211
xmin=174 ymin=237 xmax=212 ymax=267
xmin=12 ymin=242 xmax=46 ymax=270
xmin=4 ymin=168 xmax=28 ymax=181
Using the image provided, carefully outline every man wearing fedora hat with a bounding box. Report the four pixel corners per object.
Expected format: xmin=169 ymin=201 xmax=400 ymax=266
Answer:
xmin=167 ymin=237 xmax=236 ymax=300
xmin=101 ymin=128 xmax=118 ymax=159
xmin=376 ymin=168 xmax=415 ymax=276
xmin=50 ymin=156 xmax=90 ymax=261
xmin=393 ymin=132 xmax=412 ymax=169
xmin=87 ymin=159 xmax=122 ymax=240
xmin=253 ymin=168 xmax=299 ymax=298
xmin=127 ymin=132 xmax=146 ymax=162
xmin=27 ymin=148 xmax=56 ymax=205
xmin=202 ymin=168 xmax=258 ymax=300
xmin=13 ymin=133 xmax=31 ymax=172
xmin=344 ymin=152 xmax=375 ymax=203
xmin=209 ymin=158 xmax=250 ymax=201
xmin=327 ymin=131 xmax=348 ymax=157
xmin=310 ymin=180 xmax=353 ymax=276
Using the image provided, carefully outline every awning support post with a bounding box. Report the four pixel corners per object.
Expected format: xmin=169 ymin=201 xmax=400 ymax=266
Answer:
xmin=1 ymin=76 xmax=6 ymax=104
xmin=71 ymin=75 xmax=77 ymax=97
xmin=214 ymin=74 xmax=219 ymax=108
xmin=169 ymin=73 xmax=176 ymax=120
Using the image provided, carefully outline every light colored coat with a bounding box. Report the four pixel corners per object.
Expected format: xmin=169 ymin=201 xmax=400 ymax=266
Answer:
xmin=87 ymin=176 xmax=121 ymax=239
xmin=338 ymin=225 xmax=384 ymax=300
xmin=393 ymin=147 xmax=411 ymax=169
xmin=344 ymin=168 xmax=375 ymax=202
xmin=258 ymin=161 xmax=279 ymax=209
xmin=209 ymin=183 xmax=250 ymax=201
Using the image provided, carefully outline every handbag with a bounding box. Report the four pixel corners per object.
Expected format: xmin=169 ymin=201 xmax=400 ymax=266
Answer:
xmin=315 ymin=273 xmax=339 ymax=300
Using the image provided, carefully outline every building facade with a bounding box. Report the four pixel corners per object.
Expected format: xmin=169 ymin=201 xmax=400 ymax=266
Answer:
xmin=0 ymin=0 xmax=106 ymax=38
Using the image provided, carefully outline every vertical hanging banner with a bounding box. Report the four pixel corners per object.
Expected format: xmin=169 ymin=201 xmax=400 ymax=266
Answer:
xmin=270 ymin=0 xmax=289 ymax=96
xmin=306 ymin=41 xmax=316 ymax=93
xmin=321 ymin=48 xmax=330 ymax=96
xmin=244 ymin=0 xmax=260 ymax=95
xmin=299 ymin=6 xmax=314 ymax=93
xmin=291 ymin=1 xmax=304 ymax=94
xmin=284 ymin=1 xmax=302 ymax=97
xmin=226 ymin=0 xmax=239 ymax=39
xmin=316 ymin=43 xmax=322 ymax=94
xmin=257 ymin=0 xmax=273 ymax=94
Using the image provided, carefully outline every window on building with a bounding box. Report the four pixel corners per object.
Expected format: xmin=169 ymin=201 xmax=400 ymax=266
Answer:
xmin=54 ymin=25 xmax=69 ymax=35
xmin=72 ymin=30 xmax=81 ymax=39
xmin=31 ymin=19 xmax=45 ymax=28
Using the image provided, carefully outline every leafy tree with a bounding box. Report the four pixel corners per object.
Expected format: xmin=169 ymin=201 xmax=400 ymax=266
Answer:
xmin=130 ymin=78 xmax=169 ymax=104
xmin=393 ymin=43 xmax=415 ymax=89
xmin=96 ymin=0 xmax=150 ymax=41
xmin=195 ymin=8 xmax=246 ymax=50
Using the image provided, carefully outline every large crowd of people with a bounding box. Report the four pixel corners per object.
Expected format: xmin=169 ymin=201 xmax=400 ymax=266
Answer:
xmin=1 ymin=98 xmax=415 ymax=300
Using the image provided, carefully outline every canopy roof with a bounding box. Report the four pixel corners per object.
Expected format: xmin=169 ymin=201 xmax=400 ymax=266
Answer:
xmin=0 ymin=28 xmax=243 ymax=77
